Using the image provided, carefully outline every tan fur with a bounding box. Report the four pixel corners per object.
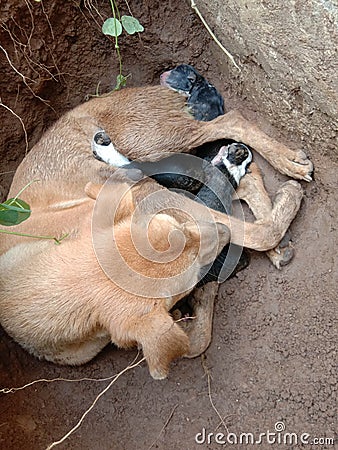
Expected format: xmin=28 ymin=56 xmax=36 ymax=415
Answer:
xmin=0 ymin=178 xmax=231 ymax=379
xmin=0 ymin=86 xmax=311 ymax=378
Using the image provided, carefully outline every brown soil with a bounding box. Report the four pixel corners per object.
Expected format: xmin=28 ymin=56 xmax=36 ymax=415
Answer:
xmin=0 ymin=1 xmax=336 ymax=449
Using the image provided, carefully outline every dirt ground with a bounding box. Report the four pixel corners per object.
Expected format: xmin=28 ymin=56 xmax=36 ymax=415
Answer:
xmin=0 ymin=1 xmax=336 ymax=449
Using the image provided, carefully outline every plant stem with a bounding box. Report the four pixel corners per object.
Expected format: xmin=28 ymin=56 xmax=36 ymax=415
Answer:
xmin=109 ymin=0 xmax=123 ymax=81
xmin=0 ymin=229 xmax=68 ymax=245
xmin=12 ymin=179 xmax=40 ymax=203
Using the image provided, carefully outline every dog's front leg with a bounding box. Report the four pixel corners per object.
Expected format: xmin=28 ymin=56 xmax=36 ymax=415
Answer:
xmin=187 ymin=179 xmax=303 ymax=251
xmin=205 ymin=111 xmax=313 ymax=181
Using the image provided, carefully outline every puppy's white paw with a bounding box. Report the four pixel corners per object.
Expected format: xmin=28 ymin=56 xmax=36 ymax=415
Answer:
xmin=92 ymin=130 xmax=130 ymax=167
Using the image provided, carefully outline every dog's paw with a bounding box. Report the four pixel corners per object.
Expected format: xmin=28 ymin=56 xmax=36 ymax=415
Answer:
xmin=266 ymin=231 xmax=294 ymax=269
xmin=279 ymin=149 xmax=313 ymax=182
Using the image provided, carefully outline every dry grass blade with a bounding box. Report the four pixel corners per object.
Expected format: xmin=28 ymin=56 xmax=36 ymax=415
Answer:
xmin=201 ymin=354 xmax=229 ymax=434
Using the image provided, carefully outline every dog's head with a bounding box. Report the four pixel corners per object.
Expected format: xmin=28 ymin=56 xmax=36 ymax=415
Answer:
xmin=114 ymin=209 xmax=230 ymax=291
xmin=90 ymin=177 xmax=230 ymax=296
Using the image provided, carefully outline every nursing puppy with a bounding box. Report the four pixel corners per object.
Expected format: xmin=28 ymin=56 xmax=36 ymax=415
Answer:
xmin=92 ymin=134 xmax=253 ymax=282
xmin=160 ymin=64 xmax=224 ymax=121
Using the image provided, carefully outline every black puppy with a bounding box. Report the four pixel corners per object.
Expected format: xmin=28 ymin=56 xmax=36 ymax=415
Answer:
xmin=158 ymin=64 xmax=238 ymax=189
xmin=160 ymin=64 xmax=224 ymax=121
xmin=92 ymin=65 xmax=251 ymax=282
xmin=159 ymin=64 xmax=252 ymax=283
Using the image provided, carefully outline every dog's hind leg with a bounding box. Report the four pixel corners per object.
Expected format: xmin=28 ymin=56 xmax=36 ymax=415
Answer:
xmin=235 ymin=162 xmax=296 ymax=268
xmin=122 ymin=306 xmax=189 ymax=380
xmin=205 ymin=179 xmax=303 ymax=251
xmin=39 ymin=335 xmax=111 ymax=366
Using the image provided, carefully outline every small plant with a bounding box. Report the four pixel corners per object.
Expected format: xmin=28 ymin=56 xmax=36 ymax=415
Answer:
xmin=102 ymin=1 xmax=144 ymax=90
xmin=0 ymin=181 xmax=34 ymax=227
xmin=0 ymin=181 xmax=67 ymax=244
xmin=0 ymin=197 xmax=31 ymax=227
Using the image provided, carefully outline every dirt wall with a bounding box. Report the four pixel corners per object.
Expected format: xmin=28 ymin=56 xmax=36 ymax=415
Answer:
xmin=197 ymin=0 xmax=338 ymax=159
xmin=0 ymin=0 xmax=213 ymax=200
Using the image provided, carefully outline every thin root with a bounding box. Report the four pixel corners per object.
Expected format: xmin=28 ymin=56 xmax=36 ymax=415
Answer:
xmin=201 ymin=354 xmax=229 ymax=434
xmin=0 ymin=98 xmax=29 ymax=155
xmin=190 ymin=1 xmax=241 ymax=71
xmin=147 ymin=404 xmax=179 ymax=449
xmin=45 ymin=354 xmax=146 ymax=450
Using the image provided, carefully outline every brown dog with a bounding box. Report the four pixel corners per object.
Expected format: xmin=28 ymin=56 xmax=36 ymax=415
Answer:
xmin=0 ymin=85 xmax=311 ymax=378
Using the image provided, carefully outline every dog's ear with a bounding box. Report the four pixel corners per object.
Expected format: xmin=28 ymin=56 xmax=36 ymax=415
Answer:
xmin=145 ymin=213 xmax=183 ymax=252
xmin=91 ymin=181 xmax=137 ymax=230
xmin=182 ymin=221 xmax=230 ymax=266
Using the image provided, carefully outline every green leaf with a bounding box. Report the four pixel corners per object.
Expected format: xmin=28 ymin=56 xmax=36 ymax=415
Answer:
xmin=121 ymin=16 xmax=144 ymax=35
xmin=114 ymin=74 xmax=128 ymax=91
xmin=102 ymin=18 xmax=123 ymax=37
xmin=0 ymin=198 xmax=31 ymax=226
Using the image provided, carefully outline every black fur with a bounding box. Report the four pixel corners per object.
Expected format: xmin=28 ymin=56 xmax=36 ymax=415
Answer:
xmin=160 ymin=64 xmax=251 ymax=283
xmin=160 ymin=64 xmax=224 ymax=121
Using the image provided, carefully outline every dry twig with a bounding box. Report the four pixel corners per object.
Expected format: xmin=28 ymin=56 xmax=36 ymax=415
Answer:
xmin=201 ymin=354 xmax=229 ymax=434
xmin=45 ymin=355 xmax=146 ymax=450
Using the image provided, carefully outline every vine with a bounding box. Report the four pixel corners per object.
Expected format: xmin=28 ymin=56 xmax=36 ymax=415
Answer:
xmin=102 ymin=0 xmax=144 ymax=90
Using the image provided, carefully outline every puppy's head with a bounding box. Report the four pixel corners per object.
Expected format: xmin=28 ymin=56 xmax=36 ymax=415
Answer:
xmin=160 ymin=65 xmax=224 ymax=121
xmin=211 ymin=143 xmax=252 ymax=186
xmin=160 ymin=64 xmax=201 ymax=95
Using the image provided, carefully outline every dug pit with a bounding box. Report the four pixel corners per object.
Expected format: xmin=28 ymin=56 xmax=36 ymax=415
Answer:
xmin=0 ymin=1 xmax=336 ymax=449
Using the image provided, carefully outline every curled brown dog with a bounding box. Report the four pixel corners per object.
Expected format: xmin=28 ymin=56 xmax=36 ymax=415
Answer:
xmin=0 ymin=85 xmax=311 ymax=378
